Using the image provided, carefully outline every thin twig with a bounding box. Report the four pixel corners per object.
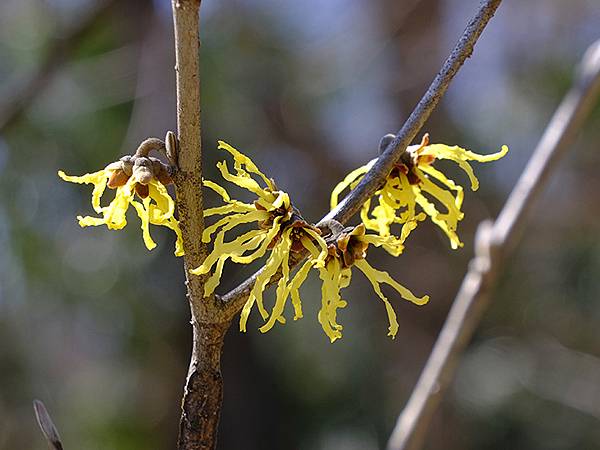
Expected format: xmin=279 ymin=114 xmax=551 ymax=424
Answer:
xmin=33 ymin=400 xmax=64 ymax=450
xmin=386 ymin=39 xmax=600 ymax=450
xmin=0 ymin=0 xmax=116 ymax=131
xmin=220 ymin=0 xmax=503 ymax=314
xmin=171 ymin=1 xmax=229 ymax=449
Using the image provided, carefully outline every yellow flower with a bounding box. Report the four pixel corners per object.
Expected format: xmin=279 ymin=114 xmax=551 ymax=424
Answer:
xmin=195 ymin=142 xmax=429 ymax=341
xmin=331 ymin=134 xmax=508 ymax=249
xmin=58 ymin=154 xmax=183 ymax=256
xmin=315 ymin=224 xmax=429 ymax=342
xmin=191 ymin=142 xmax=329 ymax=328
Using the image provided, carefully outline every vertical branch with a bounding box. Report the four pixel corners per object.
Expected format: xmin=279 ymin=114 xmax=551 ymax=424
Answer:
xmin=171 ymin=1 xmax=229 ymax=449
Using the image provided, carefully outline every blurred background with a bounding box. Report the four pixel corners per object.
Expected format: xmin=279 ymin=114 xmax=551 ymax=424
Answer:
xmin=1 ymin=0 xmax=599 ymax=449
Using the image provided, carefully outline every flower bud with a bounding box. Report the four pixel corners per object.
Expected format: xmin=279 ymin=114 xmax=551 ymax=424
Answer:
xmin=132 ymin=157 xmax=153 ymax=185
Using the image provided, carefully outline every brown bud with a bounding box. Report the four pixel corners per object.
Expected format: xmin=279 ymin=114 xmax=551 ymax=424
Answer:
xmin=290 ymin=238 xmax=305 ymax=253
xmin=337 ymin=234 xmax=350 ymax=253
xmin=135 ymin=183 xmax=149 ymax=198
xmin=342 ymin=250 xmax=354 ymax=268
xmin=132 ymin=158 xmax=153 ymax=184
xmin=107 ymin=169 xmax=130 ymax=188
xmin=119 ymin=156 xmax=134 ymax=176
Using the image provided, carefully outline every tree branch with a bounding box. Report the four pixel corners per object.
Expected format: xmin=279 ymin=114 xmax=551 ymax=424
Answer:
xmin=171 ymin=1 xmax=229 ymax=449
xmin=386 ymin=39 xmax=600 ymax=450
xmin=33 ymin=400 xmax=64 ymax=450
xmin=220 ymin=0 xmax=503 ymax=315
xmin=0 ymin=0 xmax=116 ymax=131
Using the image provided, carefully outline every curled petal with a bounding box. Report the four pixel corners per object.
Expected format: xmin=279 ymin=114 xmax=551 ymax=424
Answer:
xmin=416 ymin=169 xmax=464 ymax=225
xmin=218 ymin=141 xmax=276 ymax=191
xmin=260 ymin=229 xmax=294 ymax=333
xmin=360 ymin=234 xmax=405 ymax=257
xmin=191 ymin=229 xmax=264 ymax=276
xmin=231 ymin=218 xmax=282 ymax=264
xmin=240 ymin=231 xmax=292 ymax=332
xmin=419 ymin=165 xmax=464 ymax=209
xmin=302 ymin=228 xmax=329 ymax=267
xmin=202 ymin=209 xmax=270 ymax=243
xmin=420 ymin=144 xmax=508 ymax=190
xmin=159 ymin=215 xmax=184 ymax=256
xmin=131 ymin=198 xmax=157 ymax=251
xmin=204 ymin=203 xmax=255 ymax=217
xmin=203 ymin=179 xmax=232 ymax=202
xmin=330 ymin=160 xmax=375 ymax=210
xmin=194 ymin=229 xmax=267 ymax=297
xmin=217 ymin=160 xmax=268 ymax=199
xmin=288 ymin=259 xmax=312 ymax=321
xmin=354 ymin=259 xmax=429 ymax=338
xmin=146 ymin=201 xmax=184 ymax=256
xmin=58 ymin=169 xmax=109 ymax=213
xmin=147 ymin=179 xmax=175 ymax=220
xmin=317 ymin=258 xmax=349 ymax=343
xmin=103 ymin=181 xmax=135 ymax=230
xmin=414 ymin=189 xmax=463 ymax=249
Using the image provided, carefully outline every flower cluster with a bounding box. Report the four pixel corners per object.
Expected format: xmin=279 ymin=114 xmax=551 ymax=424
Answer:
xmin=191 ymin=141 xmax=329 ymax=326
xmin=315 ymin=223 xmax=429 ymax=342
xmin=193 ymin=141 xmax=429 ymax=341
xmin=60 ymin=132 xmax=506 ymax=342
xmin=58 ymin=139 xmax=183 ymax=255
xmin=331 ymin=134 xmax=508 ymax=250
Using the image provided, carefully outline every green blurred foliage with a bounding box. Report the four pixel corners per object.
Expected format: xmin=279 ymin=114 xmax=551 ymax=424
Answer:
xmin=0 ymin=0 xmax=599 ymax=449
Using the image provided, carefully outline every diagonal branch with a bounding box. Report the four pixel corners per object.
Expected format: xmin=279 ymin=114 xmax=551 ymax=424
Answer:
xmin=386 ymin=39 xmax=600 ymax=450
xmin=220 ymin=0 xmax=503 ymax=316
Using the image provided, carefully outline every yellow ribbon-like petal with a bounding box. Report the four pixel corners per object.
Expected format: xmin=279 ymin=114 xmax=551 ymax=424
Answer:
xmin=218 ymin=141 xmax=276 ymax=191
xmin=202 ymin=209 xmax=270 ymax=243
xmin=197 ymin=229 xmax=267 ymax=297
xmin=260 ymin=229 xmax=295 ymax=333
xmin=58 ymin=169 xmax=109 ymax=213
xmin=147 ymin=179 xmax=175 ymax=220
xmin=330 ymin=159 xmax=375 ymax=209
xmin=420 ymin=144 xmax=508 ymax=190
xmin=354 ymin=259 xmax=429 ymax=338
xmin=132 ymin=198 xmax=157 ymax=251
xmin=240 ymin=231 xmax=291 ymax=332
xmin=317 ymin=258 xmax=348 ymax=343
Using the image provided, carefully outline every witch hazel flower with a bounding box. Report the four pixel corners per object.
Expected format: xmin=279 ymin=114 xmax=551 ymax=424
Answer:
xmin=314 ymin=222 xmax=429 ymax=342
xmin=193 ymin=141 xmax=428 ymax=341
xmin=190 ymin=141 xmax=329 ymax=331
xmin=58 ymin=134 xmax=183 ymax=255
xmin=331 ymin=134 xmax=508 ymax=250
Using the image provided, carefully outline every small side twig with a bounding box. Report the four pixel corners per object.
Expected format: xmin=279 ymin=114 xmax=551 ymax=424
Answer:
xmin=0 ymin=0 xmax=116 ymax=131
xmin=220 ymin=0 xmax=503 ymax=315
xmin=386 ymin=39 xmax=600 ymax=450
xmin=33 ymin=400 xmax=64 ymax=450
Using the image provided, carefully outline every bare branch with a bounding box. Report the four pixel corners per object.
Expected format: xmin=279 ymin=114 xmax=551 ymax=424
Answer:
xmin=386 ymin=39 xmax=600 ymax=450
xmin=33 ymin=400 xmax=64 ymax=450
xmin=220 ymin=0 xmax=503 ymax=314
xmin=0 ymin=0 xmax=116 ymax=131
xmin=171 ymin=1 xmax=229 ymax=449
